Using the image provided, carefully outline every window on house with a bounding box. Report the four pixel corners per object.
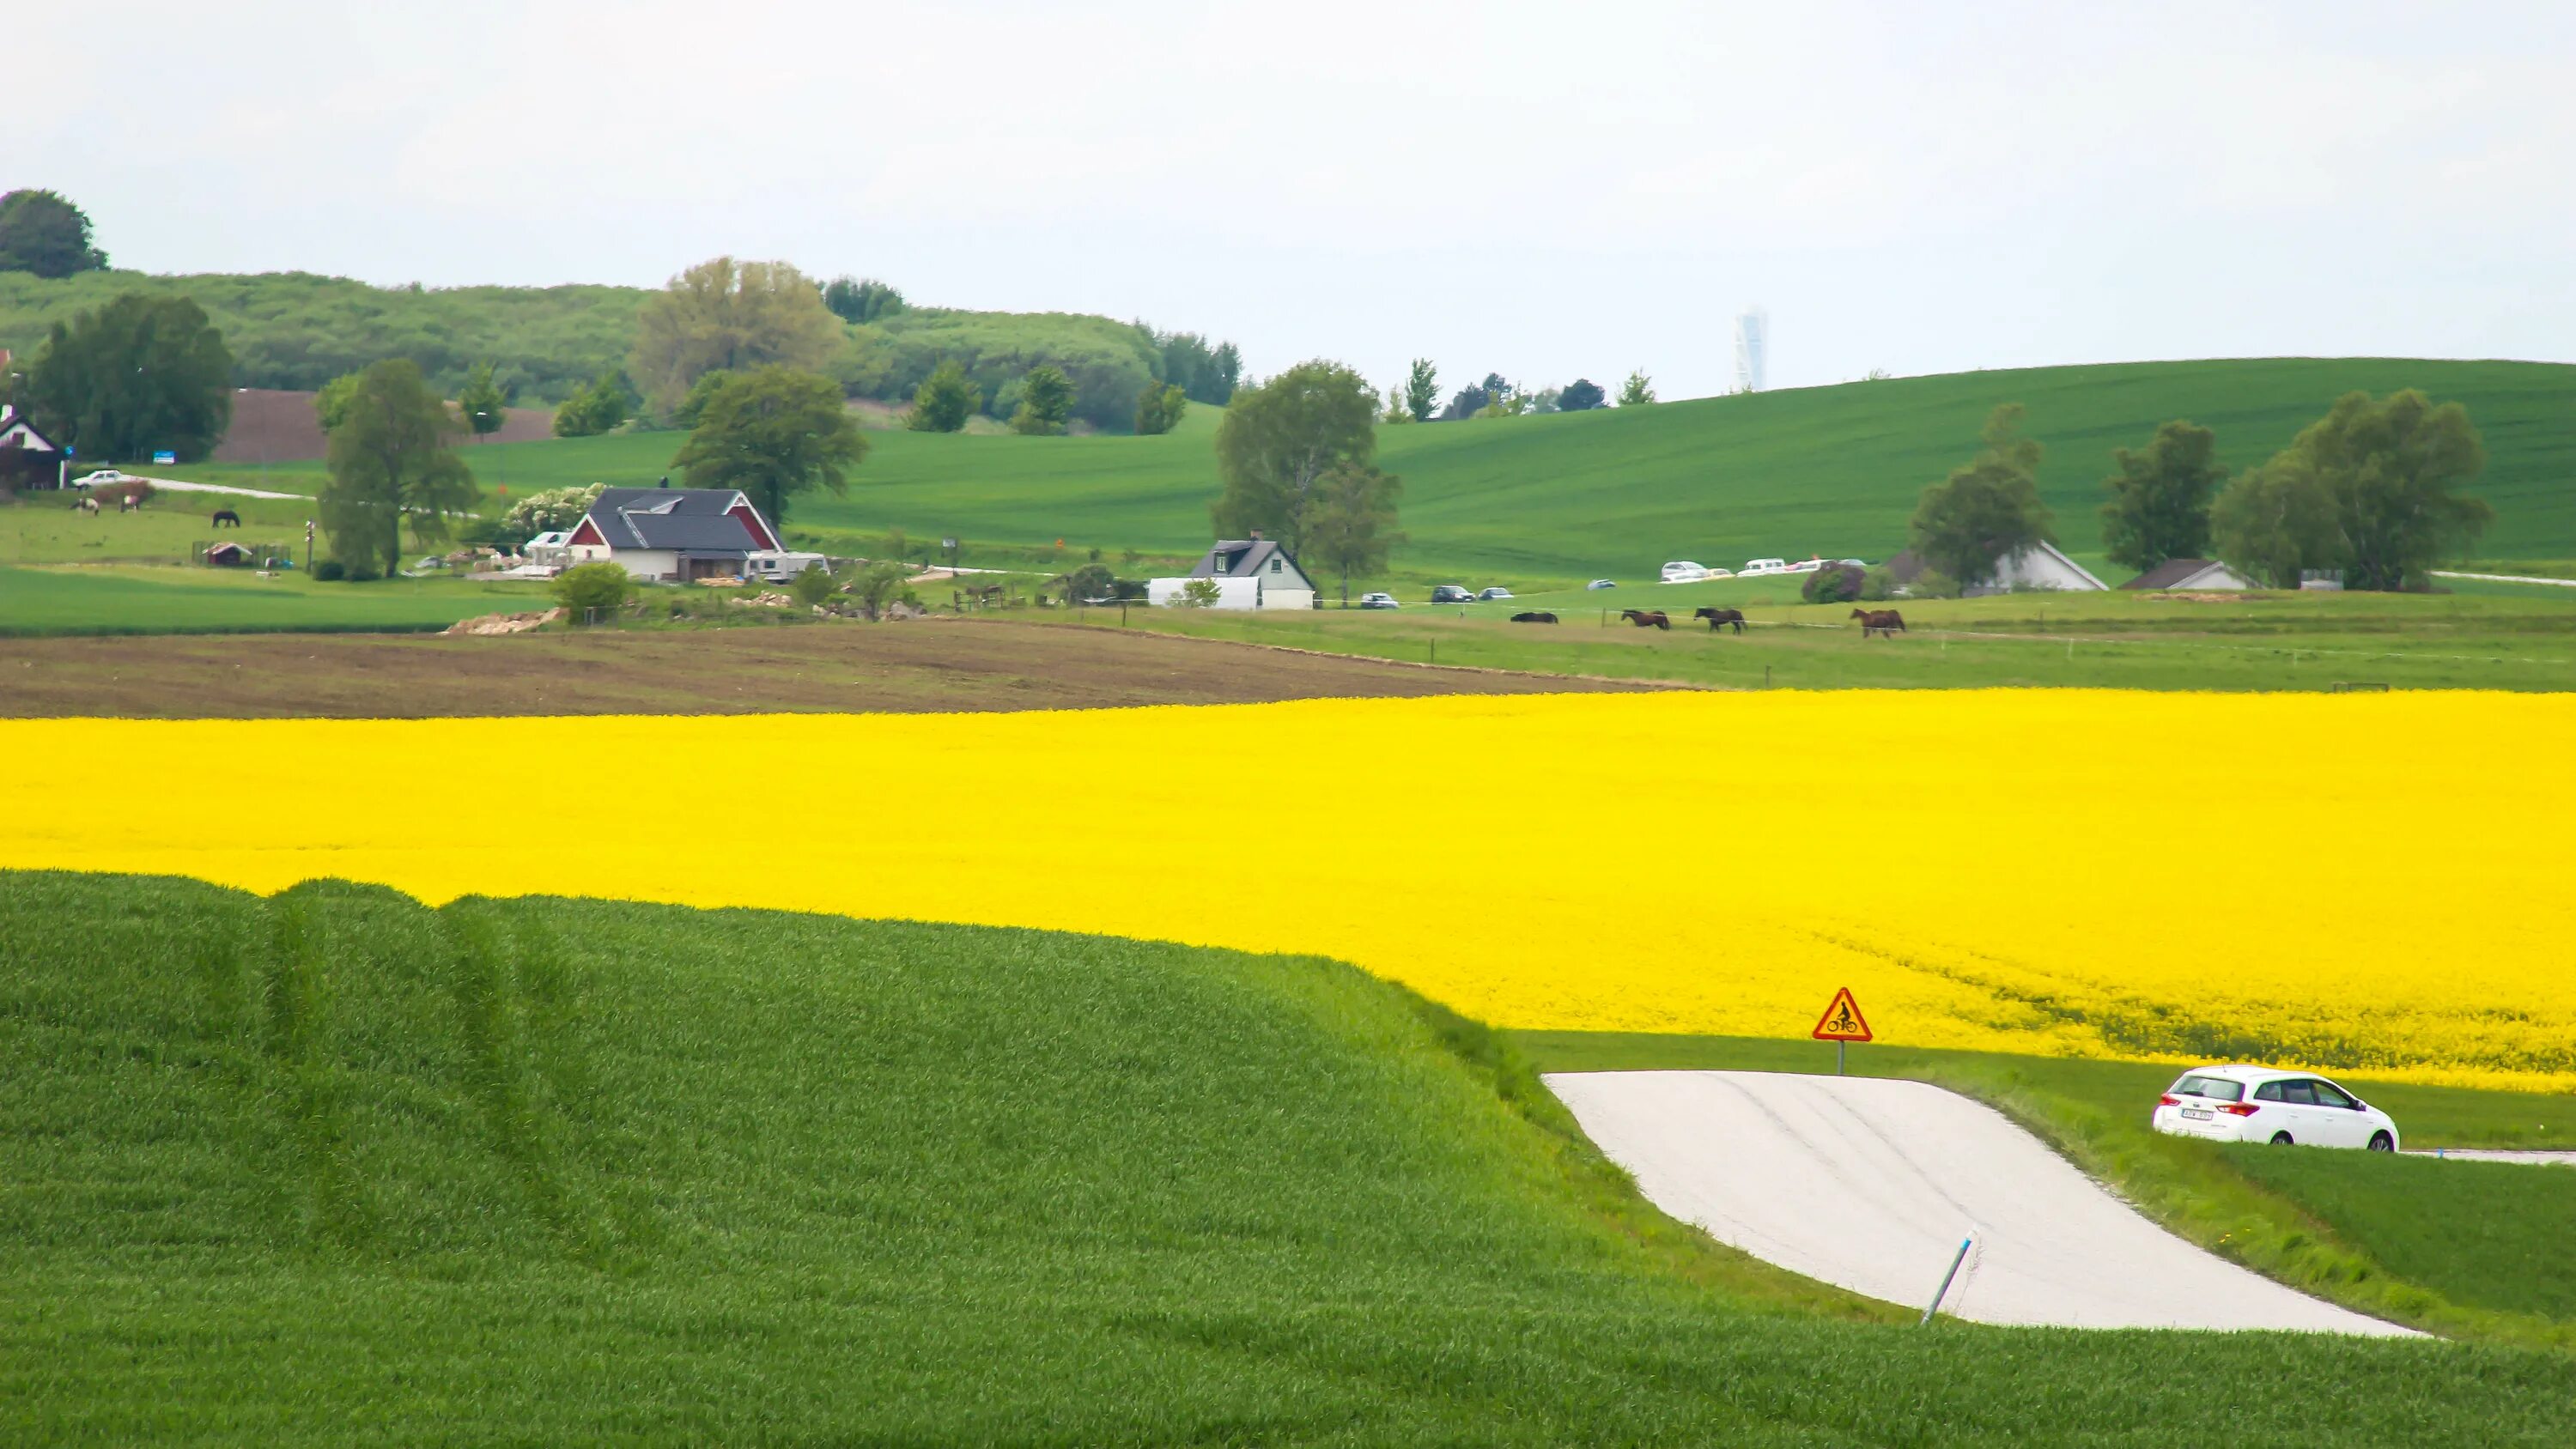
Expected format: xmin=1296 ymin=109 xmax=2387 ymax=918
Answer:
xmin=1270 ymin=556 xmax=1282 ymax=573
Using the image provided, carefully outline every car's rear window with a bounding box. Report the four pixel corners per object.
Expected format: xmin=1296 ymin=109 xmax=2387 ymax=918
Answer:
xmin=2172 ymin=1074 xmax=2244 ymax=1102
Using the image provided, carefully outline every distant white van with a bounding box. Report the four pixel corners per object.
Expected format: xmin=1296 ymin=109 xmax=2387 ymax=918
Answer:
xmin=1660 ymin=561 xmax=1710 ymax=583
xmin=1741 ymin=558 xmax=1789 ymax=576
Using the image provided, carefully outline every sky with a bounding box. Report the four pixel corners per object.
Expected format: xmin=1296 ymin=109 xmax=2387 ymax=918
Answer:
xmin=14 ymin=1 xmax=2576 ymax=400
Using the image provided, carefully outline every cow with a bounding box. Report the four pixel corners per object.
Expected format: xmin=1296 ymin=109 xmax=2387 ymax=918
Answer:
xmin=1694 ymin=606 xmax=1746 ymax=634
xmin=210 ymin=507 xmax=242 ymax=528
xmin=1619 ymin=609 xmax=1671 ymax=630
xmin=75 ymin=496 xmax=100 ymax=517
xmin=1510 ymin=610 xmax=1558 ymax=623
xmin=1850 ymin=608 xmax=1907 ymax=638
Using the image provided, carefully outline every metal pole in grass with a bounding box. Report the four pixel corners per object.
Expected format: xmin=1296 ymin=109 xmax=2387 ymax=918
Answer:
xmin=1837 ymin=1038 xmax=1845 ymax=1076
xmin=1920 ymin=1237 xmax=1972 ymax=1325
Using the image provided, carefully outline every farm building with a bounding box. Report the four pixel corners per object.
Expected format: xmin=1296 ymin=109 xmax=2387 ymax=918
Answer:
xmin=1149 ymin=533 xmax=1320 ymax=610
xmin=2120 ymin=558 xmax=2259 ymax=591
xmin=1968 ymin=541 xmax=2107 ymax=595
xmin=0 ymin=405 xmax=67 ymax=491
xmin=203 ymin=542 xmax=255 ymax=567
xmin=563 ymin=487 xmax=823 ymax=583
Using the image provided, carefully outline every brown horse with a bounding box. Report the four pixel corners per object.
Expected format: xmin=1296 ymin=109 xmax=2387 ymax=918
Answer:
xmin=210 ymin=507 xmax=242 ymax=528
xmin=1695 ymin=606 xmax=1746 ymax=634
xmin=1850 ymin=608 xmax=1906 ymax=638
xmin=1619 ymin=609 xmax=1671 ymax=630
xmin=1510 ymin=610 xmax=1558 ymax=623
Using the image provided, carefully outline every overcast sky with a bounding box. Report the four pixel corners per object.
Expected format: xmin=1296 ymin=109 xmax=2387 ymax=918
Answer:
xmin=15 ymin=1 xmax=2574 ymax=399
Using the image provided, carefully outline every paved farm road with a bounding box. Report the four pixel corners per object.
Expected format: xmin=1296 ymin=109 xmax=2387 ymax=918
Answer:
xmin=1546 ymin=1070 xmax=2415 ymax=1334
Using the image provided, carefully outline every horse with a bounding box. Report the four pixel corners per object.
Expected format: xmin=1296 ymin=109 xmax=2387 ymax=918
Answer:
xmin=75 ymin=496 xmax=100 ymax=517
xmin=210 ymin=508 xmax=241 ymax=529
xmin=1850 ymin=608 xmax=1906 ymax=638
xmin=1694 ymin=606 xmax=1746 ymax=634
xmin=1619 ymin=609 xmax=1671 ymax=631
xmin=117 ymin=493 xmax=138 ymax=513
xmin=1510 ymin=610 xmax=1558 ymax=624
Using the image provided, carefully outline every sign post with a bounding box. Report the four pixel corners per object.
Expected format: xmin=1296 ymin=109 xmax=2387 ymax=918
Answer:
xmin=1811 ymin=986 xmax=1872 ymax=1075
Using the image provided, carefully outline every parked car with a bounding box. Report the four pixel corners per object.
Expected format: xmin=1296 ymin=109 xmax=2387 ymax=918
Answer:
xmin=1474 ymin=586 xmax=1514 ymax=602
xmin=1660 ymin=561 xmax=1710 ymax=583
xmin=1431 ymin=585 xmax=1474 ymax=603
xmin=1740 ymin=557 xmax=1789 ymax=576
xmin=2151 ymin=1065 xmax=2399 ymax=1150
xmin=1586 ymin=579 xmax=1618 ymax=591
xmin=75 ymin=468 xmax=137 ymax=488
xmin=1358 ymin=592 xmax=1400 ymax=609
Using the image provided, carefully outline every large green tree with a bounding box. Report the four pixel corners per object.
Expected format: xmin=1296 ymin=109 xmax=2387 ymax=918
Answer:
xmin=24 ymin=292 xmax=233 ymax=461
xmin=1134 ymin=382 xmax=1187 ymax=435
xmin=457 ymin=361 xmax=512 ymax=440
xmin=906 ymin=360 xmax=980 ymax=432
xmin=669 ymin=367 xmax=867 ymax=526
xmin=0 ymin=190 xmax=108 ymax=277
xmin=1303 ymin=463 xmax=1406 ymax=604
xmin=2099 ymin=420 xmax=2224 ymax=573
xmin=629 ymin=257 xmax=840 ymax=415
xmin=1010 ymin=364 xmax=1074 ymax=435
xmin=1210 ymin=361 xmax=1379 ymax=555
xmin=2212 ymin=390 xmax=2490 ymax=591
xmin=319 ymin=359 xmax=477 ymax=577
xmin=820 ymin=276 xmax=904 ymax=324
xmin=1908 ymin=403 xmax=2054 ymax=586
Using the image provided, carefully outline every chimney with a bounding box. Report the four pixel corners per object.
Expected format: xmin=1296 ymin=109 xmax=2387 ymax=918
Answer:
xmin=1249 ymin=528 xmax=1262 ymax=541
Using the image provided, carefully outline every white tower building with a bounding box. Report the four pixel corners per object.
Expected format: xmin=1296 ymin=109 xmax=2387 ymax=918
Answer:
xmin=1733 ymin=307 xmax=1769 ymax=393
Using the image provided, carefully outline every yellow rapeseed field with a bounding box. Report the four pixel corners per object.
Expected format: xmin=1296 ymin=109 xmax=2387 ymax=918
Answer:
xmin=3 ymin=690 xmax=2570 ymax=1088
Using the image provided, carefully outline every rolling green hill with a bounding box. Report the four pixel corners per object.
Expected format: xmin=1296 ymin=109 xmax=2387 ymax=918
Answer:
xmin=7 ymin=869 xmax=2572 ymax=1446
xmin=174 ymin=355 xmax=2576 ymax=582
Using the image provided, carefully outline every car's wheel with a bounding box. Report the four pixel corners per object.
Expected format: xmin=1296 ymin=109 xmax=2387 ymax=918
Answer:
xmin=2269 ymin=1131 xmax=2295 ymax=1146
xmin=2368 ymin=1131 xmax=2395 ymax=1152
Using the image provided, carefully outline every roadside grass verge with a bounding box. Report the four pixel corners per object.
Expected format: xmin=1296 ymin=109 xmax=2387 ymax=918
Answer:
xmin=1517 ymin=1030 xmax=2576 ymax=1349
xmin=8 ymin=869 xmax=2573 ymax=1445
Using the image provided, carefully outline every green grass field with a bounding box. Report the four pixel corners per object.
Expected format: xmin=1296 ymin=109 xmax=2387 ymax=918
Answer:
xmin=1518 ymin=1031 xmax=2576 ymax=1347
xmin=9 ymin=870 xmax=2573 ymax=1445
xmin=0 ymin=564 xmax=548 ymax=636
xmin=162 ymin=355 xmax=2576 ymax=585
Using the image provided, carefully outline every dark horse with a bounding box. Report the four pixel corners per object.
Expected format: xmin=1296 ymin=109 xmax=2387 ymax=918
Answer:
xmin=1619 ymin=609 xmax=1671 ymax=631
xmin=1510 ymin=610 xmax=1558 ymax=623
xmin=1850 ymin=608 xmax=1906 ymax=638
xmin=1694 ymin=606 xmax=1746 ymax=634
xmin=210 ymin=507 xmax=242 ymax=528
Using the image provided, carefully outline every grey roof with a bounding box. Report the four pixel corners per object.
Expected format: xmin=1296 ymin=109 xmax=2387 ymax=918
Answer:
xmin=582 ymin=487 xmax=770 ymax=555
xmin=1188 ymin=538 xmax=1313 ymax=589
xmin=2120 ymin=558 xmax=2244 ymax=591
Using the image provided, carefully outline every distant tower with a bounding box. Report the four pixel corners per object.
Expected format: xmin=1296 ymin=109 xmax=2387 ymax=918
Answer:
xmin=1733 ymin=307 xmax=1768 ymax=393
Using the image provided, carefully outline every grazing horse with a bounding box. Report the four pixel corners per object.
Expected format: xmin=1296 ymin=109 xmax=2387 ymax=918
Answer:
xmin=1850 ymin=608 xmax=1907 ymax=638
xmin=210 ymin=507 xmax=242 ymax=528
xmin=75 ymin=496 xmax=100 ymax=517
xmin=1509 ymin=610 xmax=1558 ymax=624
xmin=1694 ymin=606 xmax=1746 ymax=634
xmin=1619 ymin=609 xmax=1671 ymax=631
xmin=117 ymin=493 xmax=139 ymax=513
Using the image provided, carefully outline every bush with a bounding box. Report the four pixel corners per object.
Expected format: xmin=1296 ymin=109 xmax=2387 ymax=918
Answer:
xmin=1860 ymin=566 xmax=1898 ymax=602
xmin=83 ymin=477 xmax=154 ymax=508
xmin=1907 ymin=568 xmax=1959 ymax=599
xmin=790 ymin=562 xmax=837 ymax=608
xmin=1801 ymin=562 xmax=1865 ymax=604
xmin=551 ymin=561 xmax=634 ymax=619
xmin=312 ymin=559 xmax=346 ymax=582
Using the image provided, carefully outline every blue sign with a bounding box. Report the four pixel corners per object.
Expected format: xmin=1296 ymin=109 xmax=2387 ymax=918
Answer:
xmin=153 ymin=450 xmax=176 ymax=465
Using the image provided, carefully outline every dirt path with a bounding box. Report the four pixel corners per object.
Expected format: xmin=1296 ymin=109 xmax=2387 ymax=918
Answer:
xmin=0 ymin=620 xmax=1651 ymax=718
xmin=1546 ymin=1070 xmax=2413 ymax=1334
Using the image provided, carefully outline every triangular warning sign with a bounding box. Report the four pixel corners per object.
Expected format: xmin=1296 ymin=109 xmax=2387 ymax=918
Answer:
xmin=1812 ymin=986 xmax=1872 ymax=1042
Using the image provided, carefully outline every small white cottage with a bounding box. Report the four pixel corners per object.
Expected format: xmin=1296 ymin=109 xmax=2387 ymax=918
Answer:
xmin=1149 ymin=533 xmax=1319 ymax=609
xmin=2118 ymin=558 xmax=2260 ymax=591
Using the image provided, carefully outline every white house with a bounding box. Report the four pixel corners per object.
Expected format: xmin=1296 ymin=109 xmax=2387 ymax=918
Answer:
xmin=1149 ymin=534 xmax=1319 ymax=609
xmin=564 ymin=486 xmax=788 ymax=582
xmin=1966 ymin=541 xmax=2107 ymax=595
xmin=2119 ymin=558 xmax=2260 ymax=591
xmin=0 ymin=404 xmax=67 ymax=490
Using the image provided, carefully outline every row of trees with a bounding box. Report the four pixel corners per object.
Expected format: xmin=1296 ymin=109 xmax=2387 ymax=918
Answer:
xmin=1382 ymin=362 xmax=1653 ymax=423
xmin=1908 ymin=393 xmax=2491 ymax=592
xmin=4 ymin=292 xmax=234 ymax=461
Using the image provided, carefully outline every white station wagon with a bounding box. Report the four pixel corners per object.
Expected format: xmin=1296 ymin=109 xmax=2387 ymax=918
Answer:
xmin=2152 ymin=1065 xmax=2400 ymax=1151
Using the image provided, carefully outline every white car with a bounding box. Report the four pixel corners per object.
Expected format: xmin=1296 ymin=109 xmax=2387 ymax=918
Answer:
xmin=1585 ymin=579 xmax=1618 ymax=591
xmin=1357 ymin=592 xmax=1400 ymax=609
xmin=1660 ymin=561 xmax=1710 ymax=583
xmin=77 ymin=468 xmax=138 ymax=487
xmin=2151 ymin=1065 xmax=2400 ymax=1150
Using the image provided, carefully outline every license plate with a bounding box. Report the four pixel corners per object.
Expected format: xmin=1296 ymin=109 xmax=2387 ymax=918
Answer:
xmin=2181 ymin=1107 xmax=2214 ymax=1120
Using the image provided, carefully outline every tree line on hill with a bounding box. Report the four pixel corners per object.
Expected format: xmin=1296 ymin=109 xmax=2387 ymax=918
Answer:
xmin=1375 ymin=362 xmax=1655 ymax=425
xmin=1892 ymin=393 xmax=2490 ymax=596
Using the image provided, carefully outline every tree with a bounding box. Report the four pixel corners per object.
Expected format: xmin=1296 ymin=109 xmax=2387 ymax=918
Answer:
xmin=670 ymin=368 xmax=734 ymax=430
xmin=1801 ymin=561 xmax=1865 ymax=603
xmin=552 ymin=561 xmax=633 ymax=621
xmin=1304 ymin=463 xmax=1406 ymax=604
xmin=906 ymin=359 xmax=980 ymax=432
xmin=848 ymin=559 xmax=914 ymax=620
xmin=1558 ymin=378 xmax=1607 ymax=412
xmin=1403 ymin=359 xmax=1439 ymax=421
xmin=1134 ymin=381 xmax=1188 ymax=435
xmin=458 ymin=361 xmax=511 ymax=440
xmin=1381 ymin=386 xmax=1413 ymax=425
xmin=629 ymin=256 xmax=840 ymax=415
xmin=551 ymin=371 xmax=630 ymax=437
xmin=1209 ymin=361 xmax=1379 ymax=555
xmin=1137 ymin=327 xmax=1246 ymax=406
xmin=790 ymin=562 xmax=839 ymax=608
xmin=1441 ymin=372 xmax=1509 ymax=421
xmin=496 ymin=483 xmax=604 ymax=549
xmin=320 ymin=359 xmax=477 ymax=578
xmin=1009 ymin=364 xmax=1074 ymax=435
xmin=23 ymin=292 xmax=234 ymax=461
xmin=820 ymin=276 xmax=905 ymax=324
xmin=668 ymin=367 xmax=867 ymax=527
xmin=0 ymin=190 xmax=108 ymax=277
xmin=313 ymin=373 xmax=360 ymax=433
xmin=1055 ymin=561 xmax=1115 ymax=604
xmin=2211 ymin=390 xmax=2490 ymax=591
xmin=1172 ymin=577 xmax=1222 ymax=608
xmin=2099 ymin=421 xmax=2224 ymax=573
xmin=1617 ymin=370 xmax=1656 ymax=406
xmin=1908 ymin=403 xmax=2053 ymax=587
